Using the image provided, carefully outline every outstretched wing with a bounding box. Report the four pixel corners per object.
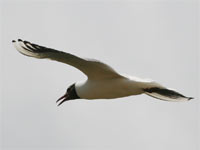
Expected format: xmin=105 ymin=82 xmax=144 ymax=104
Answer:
xmin=141 ymin=80 xmax=193 ymax=102
xmin=13 ymin=39 xmax=122 ymax=80
xmin=144 ymin=87 xmax=193 ymax=101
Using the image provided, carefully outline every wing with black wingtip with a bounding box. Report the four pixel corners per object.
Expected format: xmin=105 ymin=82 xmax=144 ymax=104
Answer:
xmin=13 ymin=39 xmax=122 ymax=80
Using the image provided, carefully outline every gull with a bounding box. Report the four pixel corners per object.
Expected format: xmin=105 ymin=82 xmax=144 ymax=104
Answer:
xmin=12 ymin=39 xmax=193 ymax=106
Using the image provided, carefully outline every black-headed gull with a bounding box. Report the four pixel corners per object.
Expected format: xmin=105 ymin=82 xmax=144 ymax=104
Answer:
xmin=13 ymin=39 xmax=193 ymax=106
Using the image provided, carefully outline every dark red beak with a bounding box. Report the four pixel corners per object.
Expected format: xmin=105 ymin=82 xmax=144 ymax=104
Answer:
xmin=56 ymin=93 xmax=70 ymax=106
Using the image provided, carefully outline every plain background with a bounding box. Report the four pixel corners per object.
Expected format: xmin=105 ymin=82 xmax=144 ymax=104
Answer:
xmin=1 ymin=0 xmax=199 ymax=150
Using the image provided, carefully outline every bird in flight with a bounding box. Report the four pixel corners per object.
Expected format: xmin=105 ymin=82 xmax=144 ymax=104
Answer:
xmin=13 ymin=39 xmax=193 ymax=106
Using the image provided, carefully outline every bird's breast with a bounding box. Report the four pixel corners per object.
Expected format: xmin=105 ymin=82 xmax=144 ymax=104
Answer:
xmin=75 ymin=78 xmax=143 ymax=99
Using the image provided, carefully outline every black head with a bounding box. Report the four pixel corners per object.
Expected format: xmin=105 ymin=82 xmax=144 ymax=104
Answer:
xmin=56 ymin=83 xmax=80 ymax=106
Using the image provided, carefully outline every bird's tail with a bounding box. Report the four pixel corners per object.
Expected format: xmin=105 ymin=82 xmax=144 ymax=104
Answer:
xmin=141 ymin=81 xmax=193 ymax=102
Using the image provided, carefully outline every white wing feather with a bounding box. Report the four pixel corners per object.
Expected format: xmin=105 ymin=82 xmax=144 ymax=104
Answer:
xmin=13 ymin=39 xmax=121 ymax=80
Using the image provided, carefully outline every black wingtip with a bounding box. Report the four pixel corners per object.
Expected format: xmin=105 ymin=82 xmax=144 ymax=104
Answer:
xmin=24 ymin=40 xmax=30 ymax=44
xmin=12 ymin=40 xmax=16 ymax=43
xmin=188 ymin=97 xmax=194 ymax=100
xmin=18 ymin=39 xmax=22 ymax=42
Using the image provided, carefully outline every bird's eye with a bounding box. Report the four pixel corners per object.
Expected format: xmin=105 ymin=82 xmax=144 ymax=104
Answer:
xmin=67 ymin=86 xmax=73 ymax=93
xmin=67 ymin=88 xmax=70 ymax=93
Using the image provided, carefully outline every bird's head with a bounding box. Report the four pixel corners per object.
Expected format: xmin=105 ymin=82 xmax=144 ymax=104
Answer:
xmin=56 ymin=83 xmax=80 ymax=106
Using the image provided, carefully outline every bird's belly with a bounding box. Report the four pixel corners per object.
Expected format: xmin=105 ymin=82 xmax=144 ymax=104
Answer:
xmin=76 ymin=79 xmax=142 ymax=99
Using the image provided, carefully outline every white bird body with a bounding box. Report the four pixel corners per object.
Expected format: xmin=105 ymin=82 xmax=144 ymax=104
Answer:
xmin=12 ymin=39 xmax=193 ymax=105
xmin=76 ymin=77 xmax=143 ymax=99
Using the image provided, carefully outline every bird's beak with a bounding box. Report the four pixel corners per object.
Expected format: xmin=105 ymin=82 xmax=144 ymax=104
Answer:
xmin=56 ymin=93 xmax=70 ymax=106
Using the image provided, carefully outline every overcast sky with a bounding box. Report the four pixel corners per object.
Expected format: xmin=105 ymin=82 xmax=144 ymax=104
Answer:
xmin=1 ymin=0 xmax=199 ymax=150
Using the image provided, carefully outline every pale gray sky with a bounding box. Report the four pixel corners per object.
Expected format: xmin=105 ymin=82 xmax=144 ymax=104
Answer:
xmin=1 ymin=0 xmax=199 ymax=150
